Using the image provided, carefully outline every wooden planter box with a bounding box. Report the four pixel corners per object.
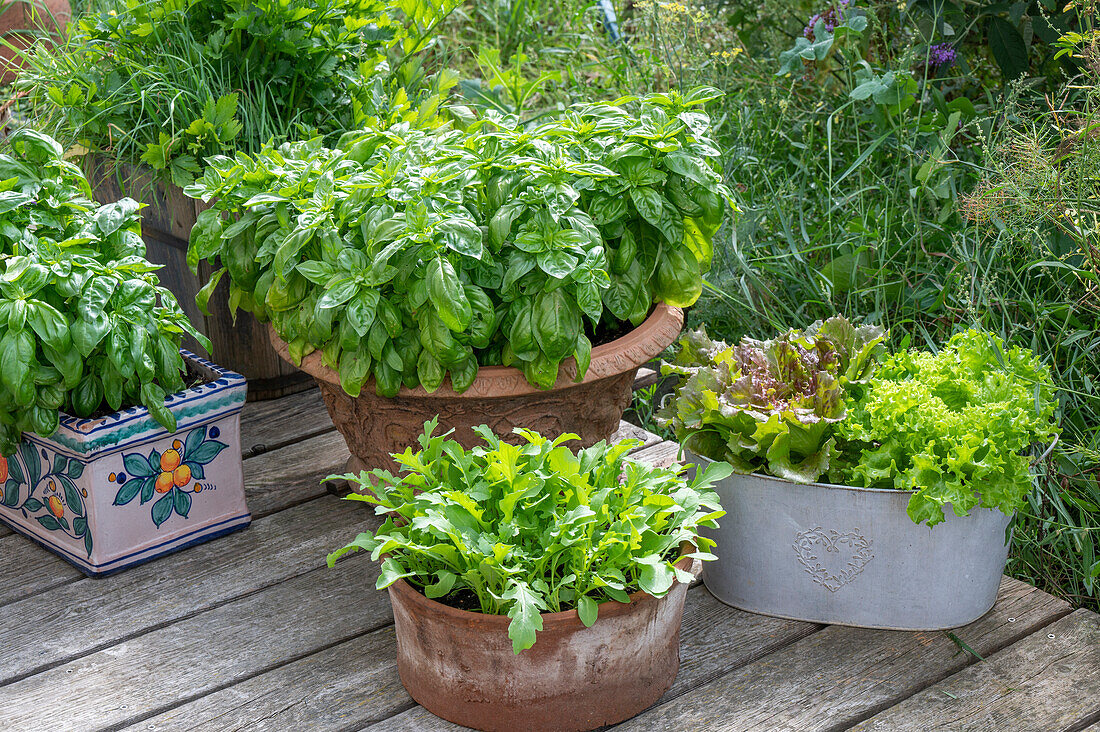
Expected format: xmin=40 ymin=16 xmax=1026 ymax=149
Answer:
xmin=84 ymin=157 xmax=312 ymax=400
xmin=0 ymin=353 xmax=251 ymax=576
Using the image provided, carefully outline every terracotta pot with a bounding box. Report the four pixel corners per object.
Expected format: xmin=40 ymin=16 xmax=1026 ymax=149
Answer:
xmin=388 ymin=554 xmax=698 ymax=732
xmin=269 ymin=303 xmax=683 ymax=474
xmin=0 ymin=0 xmax=70 ymax=85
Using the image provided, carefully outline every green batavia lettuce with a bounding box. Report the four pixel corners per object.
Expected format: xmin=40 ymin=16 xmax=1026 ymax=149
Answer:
xmin=835 ymin=329 xmax=1060 ymax=525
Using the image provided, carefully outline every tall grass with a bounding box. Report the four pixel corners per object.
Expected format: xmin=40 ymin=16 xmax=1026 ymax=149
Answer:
xmin=12 ymin=0 xmax=451 ymax=187
xmin=629 ymin=0 xmax=1100 ymax=609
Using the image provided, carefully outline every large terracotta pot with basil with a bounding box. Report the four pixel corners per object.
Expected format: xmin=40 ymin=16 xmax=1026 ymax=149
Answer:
xmin=271 ymin=304 xmax=683 ymax=473
xmin=184 ymin=95 xmax=734 ymax=471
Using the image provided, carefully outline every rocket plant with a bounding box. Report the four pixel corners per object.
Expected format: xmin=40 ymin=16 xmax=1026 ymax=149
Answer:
xmin=328 ymin=419 xmax=730 ymax=652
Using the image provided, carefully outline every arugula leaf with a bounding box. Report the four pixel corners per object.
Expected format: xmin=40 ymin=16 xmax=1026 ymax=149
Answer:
xmin=503 ymin=581 xmax=547 ymax=653
xmin=328 ymin=421 xmax=727 ymax=652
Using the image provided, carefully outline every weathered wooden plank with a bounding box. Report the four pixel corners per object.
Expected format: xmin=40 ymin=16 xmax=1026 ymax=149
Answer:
xmin=613 ymin=420 xmax=662 ymax=450
xmin=611 ymin=577 xmax=1071 ymax=732
xmin=128 ymin=627 xmax=409 ymax=732
xmin=362 ymin=707 xmax=462 ymax=732
xmin=627 ymin=439 xmax=683 ymax=469
xmin=0 ymin=525 xmax=12 ymax=537
xmin=358 ymin=588 xmax=821 ymax=732
xmin=238 ymin=386 xmax=332 ymax=457
xmin=851 ymin=610 xmax=1100 ymax=732
xmin=633 ymin=367 xmax=659 ymax=389
xmin=0 ymin=495 xmax=378 ymax=684
xmin=668 ymin=588 xmax=821 ymax=702
xmin=0 ymin=535 xmax=82 ymax=607
xmin=0 ymin=553 xmax=392 ymax=731
xmin=125 ymin=583 xmax=819 ymax=732
xmin=236 ymin=429 xmax=350 ymax=516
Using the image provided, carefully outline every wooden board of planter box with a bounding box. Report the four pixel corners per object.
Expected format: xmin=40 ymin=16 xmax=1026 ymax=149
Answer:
xmin=83 ymin=157 xmax=313 ymax=401
xmin=0 ymin=386 xmax=1098 ymax=732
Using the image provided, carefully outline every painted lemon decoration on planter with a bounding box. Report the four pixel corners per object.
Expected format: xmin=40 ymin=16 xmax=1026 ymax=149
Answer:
xmin=47 ymin=495 xmax=64 ymax=519
xmin=115 ymin=427 xmax=230 ymax=527
xmin=161 ymin=449 xmax=182 ymax=472
xmin=155 ymin=472 xmax=174 ymax=494
xmin=173 ymin=465 xmax=191 ymax=487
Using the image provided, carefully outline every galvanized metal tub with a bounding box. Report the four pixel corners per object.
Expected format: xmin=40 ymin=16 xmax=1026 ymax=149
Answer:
xmin=690 ymin=453 xmax=1013 ymax=630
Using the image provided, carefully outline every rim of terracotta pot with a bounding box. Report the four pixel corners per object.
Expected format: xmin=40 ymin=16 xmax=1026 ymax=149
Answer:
xmin=269 ymin=302 xmax=684 ymax=398
xmin=388 ymin=553 xmax=697 ymax=632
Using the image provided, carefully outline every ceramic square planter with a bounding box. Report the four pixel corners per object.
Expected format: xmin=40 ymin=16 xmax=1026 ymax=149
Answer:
xmin=0 ymin=352 xmax=250 ymax=576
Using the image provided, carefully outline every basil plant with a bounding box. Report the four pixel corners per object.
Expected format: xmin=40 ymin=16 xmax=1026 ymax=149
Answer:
xmin=0 ymin=131 xmax=210 ymax=456
xmin=185 ymin=88 xmax=732 ymax=398
xmin=659 ymin=316 xmax=886 ymax=483
xmin=327 ymin=419 xmax=731 ymax=652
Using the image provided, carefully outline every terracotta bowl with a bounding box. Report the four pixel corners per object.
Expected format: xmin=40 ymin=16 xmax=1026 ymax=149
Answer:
xmin=0 ymin=0 xmax=70 ymax=85
xmin=269 ymin=303 xmax=684 ymax=474
xmin=387 ymin=554 xmax=698 ymax=732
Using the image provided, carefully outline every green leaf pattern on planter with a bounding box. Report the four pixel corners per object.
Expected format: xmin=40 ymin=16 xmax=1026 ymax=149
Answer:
xmin=115 ymin=426 xmax=229 ymax=528
xmin=0 ymin=442 xmax=93 ymax=557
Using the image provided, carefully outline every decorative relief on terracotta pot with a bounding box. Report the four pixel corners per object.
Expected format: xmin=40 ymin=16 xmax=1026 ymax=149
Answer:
xmin=317 ymin=372 xmax=634 ymax=473
xmin=793 ymin=527 xmax=874 ymax=592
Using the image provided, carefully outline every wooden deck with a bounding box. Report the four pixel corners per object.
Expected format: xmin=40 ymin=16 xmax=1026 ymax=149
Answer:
xmin=2 ymin=388 xmax=1098 ymax=732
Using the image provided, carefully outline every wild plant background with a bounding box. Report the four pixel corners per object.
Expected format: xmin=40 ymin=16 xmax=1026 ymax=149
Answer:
xmin=427 ymin=0 xmax=1100 ymax=612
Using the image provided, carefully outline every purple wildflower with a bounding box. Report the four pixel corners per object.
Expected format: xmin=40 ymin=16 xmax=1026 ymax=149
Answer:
xmin=928 ymin=43 xmax=957 ymax=69
xmin=803 ymin=0 xmax=850 ymax=40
